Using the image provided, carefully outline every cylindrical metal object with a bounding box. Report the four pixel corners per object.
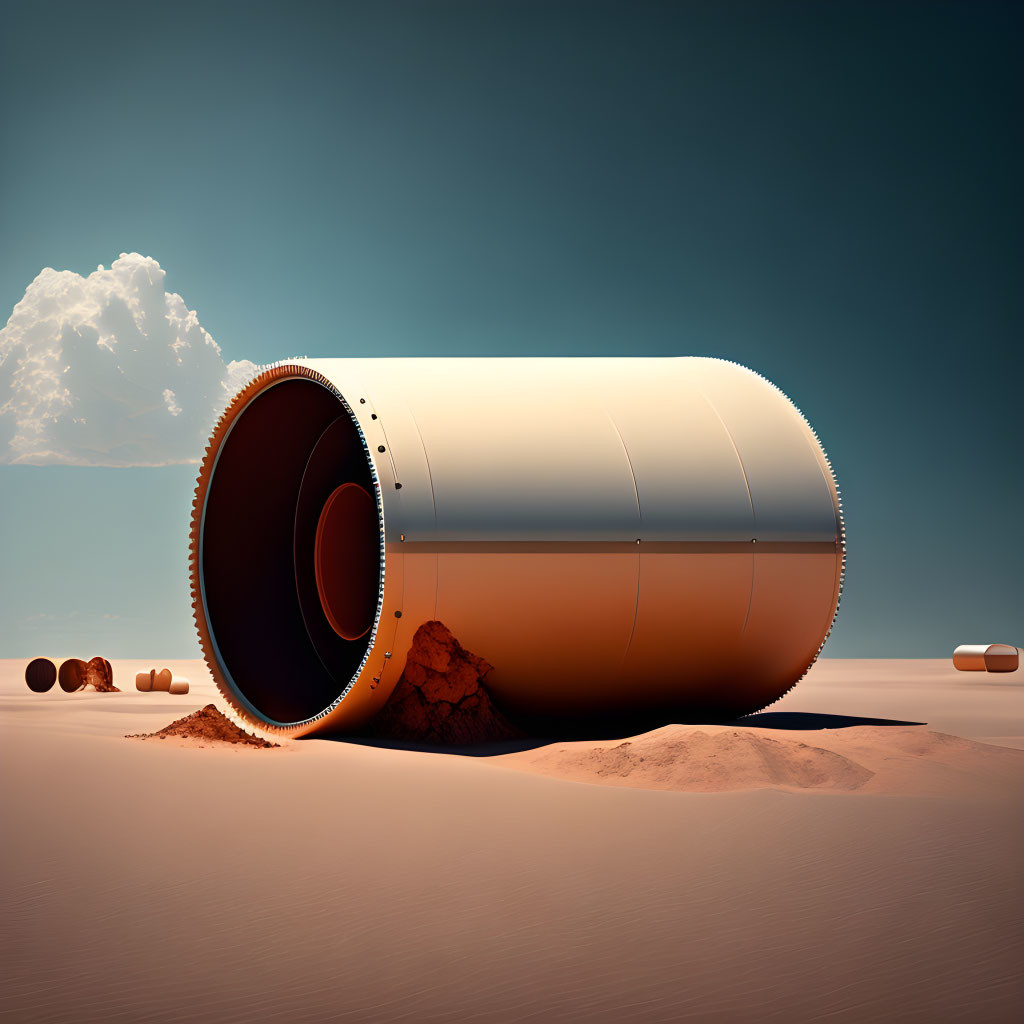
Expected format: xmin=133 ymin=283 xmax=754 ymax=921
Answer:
xmin=191 ymin=358 xmax=844 ymax=737
xmin=953 ymin=644 xmax=1020 ymax=673
xmin=25 ymin=658 xmax=57 ymax=693
xmin=58 ymin=658 xmax=87 ymax=693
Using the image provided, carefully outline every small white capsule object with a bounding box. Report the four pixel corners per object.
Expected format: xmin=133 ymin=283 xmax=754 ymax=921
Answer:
xmin=952 ymin=644 xmax=1020 ymax=673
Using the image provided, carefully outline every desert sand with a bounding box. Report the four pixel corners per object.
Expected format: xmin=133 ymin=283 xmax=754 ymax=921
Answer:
xmin=1 ymin=657 xmax=1021 ymax=1022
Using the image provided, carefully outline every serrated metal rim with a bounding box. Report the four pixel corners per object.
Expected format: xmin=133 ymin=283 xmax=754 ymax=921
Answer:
xmin=189 ymin=360 xmax=385 ymax=739
xmin=710 ymin=357 xmax=846 ymax=713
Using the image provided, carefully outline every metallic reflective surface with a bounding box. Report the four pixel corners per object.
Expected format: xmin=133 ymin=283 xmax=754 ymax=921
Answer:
xmin=191 ymin=357 xmax=845 ymax=737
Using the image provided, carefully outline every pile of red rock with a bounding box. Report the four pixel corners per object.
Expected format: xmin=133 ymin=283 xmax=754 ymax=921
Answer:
xmin=367 ymin=620 xmax=521 ymax=745
xmin=128 ymin=704 xmax=278 ymax=747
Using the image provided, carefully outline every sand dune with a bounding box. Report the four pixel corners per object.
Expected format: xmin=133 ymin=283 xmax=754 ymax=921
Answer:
xmin=499 ymin=722 xmax=1024 ymax=797
xmin=518 ymin=726 xmax=875 ymax=791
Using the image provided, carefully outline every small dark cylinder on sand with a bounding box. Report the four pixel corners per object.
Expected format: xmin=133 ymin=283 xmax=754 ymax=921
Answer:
xmin=58 ymin=659 xmax=88 ymax=692
xmin=25 ymin=658 xmax=57 ymax=692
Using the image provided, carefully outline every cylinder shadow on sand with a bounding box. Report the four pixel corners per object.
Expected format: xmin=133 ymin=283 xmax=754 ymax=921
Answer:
xmin=729 ymin=711 xmax=924 ymax=730
xmin=324 ymin=710 xmax=925 ymax=757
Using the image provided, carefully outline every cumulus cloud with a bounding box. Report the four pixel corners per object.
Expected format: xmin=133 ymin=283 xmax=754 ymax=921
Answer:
xmin=0 ymin=253 xmax=257 ymax=466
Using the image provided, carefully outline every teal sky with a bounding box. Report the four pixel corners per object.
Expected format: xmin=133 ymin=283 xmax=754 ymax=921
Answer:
xmin=1 ymin=0 xmax=1020 ymax=657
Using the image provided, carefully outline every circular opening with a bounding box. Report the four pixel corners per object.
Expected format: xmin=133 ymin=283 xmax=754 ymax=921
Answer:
xmin=199 ymin=376 xmax=381 ymax=725
xmin=314 ymin=483 xmax=379 ymax=640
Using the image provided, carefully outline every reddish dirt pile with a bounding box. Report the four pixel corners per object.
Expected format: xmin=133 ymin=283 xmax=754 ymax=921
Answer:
xmin=369 ymin=621 xmax=521 ymax=745
xmin=128 ymin=704 xmax=278 ymax=747
xmin=84 ymin=657 xmax=119 ymax=692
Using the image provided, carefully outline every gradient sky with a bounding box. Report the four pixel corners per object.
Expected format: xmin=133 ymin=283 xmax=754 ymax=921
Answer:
xmin=1 ymin=0 xmax=1020 ymax=657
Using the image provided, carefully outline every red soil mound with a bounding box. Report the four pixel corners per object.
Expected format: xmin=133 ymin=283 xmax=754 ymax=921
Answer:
xmin=128 ymin=704 xmax=278 ymax=747
xmin=369 ymin=621 xmax=521 ymax=745
xmin=84 ymin=657 xmax=119 ymax=692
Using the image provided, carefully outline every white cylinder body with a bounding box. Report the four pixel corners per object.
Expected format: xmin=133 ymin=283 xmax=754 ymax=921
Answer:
xmin=191 ymin=357 xmax=844 ymax=736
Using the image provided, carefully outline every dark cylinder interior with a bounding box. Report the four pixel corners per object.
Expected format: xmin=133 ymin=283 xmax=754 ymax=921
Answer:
xmin=199 ymin=378 xmax=380 ymax=725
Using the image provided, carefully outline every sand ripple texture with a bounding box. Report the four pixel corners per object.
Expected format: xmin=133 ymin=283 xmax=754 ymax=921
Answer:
xmin=502 ymin=724 xmax=1024 ymax=797
xmin=1 ymin=658 xmax=1021 ymax=1023
xmin=528 ymin=728 xmax=875 ymax=791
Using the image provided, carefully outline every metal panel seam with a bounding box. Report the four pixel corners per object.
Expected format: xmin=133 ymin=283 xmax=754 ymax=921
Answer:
xmin=407 ymin=405 xmax=440 ymax=620
xmin=697 ymin=390 xmax=757 ymax=635
xmin=608 ymin=412 xmax=642 ymax=664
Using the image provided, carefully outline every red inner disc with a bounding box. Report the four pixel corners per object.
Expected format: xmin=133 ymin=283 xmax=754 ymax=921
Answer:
xmin=314 ymin=483 xmax=379 ymax=641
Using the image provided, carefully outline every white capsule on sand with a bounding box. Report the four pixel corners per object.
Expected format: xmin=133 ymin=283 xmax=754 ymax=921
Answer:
xmin=952 ymin=644 xmax=1020 ymax=673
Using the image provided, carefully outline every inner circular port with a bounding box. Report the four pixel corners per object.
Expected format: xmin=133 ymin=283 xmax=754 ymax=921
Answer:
xmin=315 ymin=483 xmax=379 ymax=640
xmin=198 ymin=375 xmax=380 ymax=726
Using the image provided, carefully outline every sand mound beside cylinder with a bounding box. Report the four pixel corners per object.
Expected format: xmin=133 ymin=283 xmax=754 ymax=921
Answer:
xmin=368 ymin=621 xmax=521 ymax=745
xmin=532 ymin=728 xmax=874 ymax=792
xmin=128 ymin=705 xmax=278 ymax=747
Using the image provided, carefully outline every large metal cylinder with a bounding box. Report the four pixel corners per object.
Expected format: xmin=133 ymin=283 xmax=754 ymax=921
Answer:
xmin=190 ymin=357 xmax=844 ymax=737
